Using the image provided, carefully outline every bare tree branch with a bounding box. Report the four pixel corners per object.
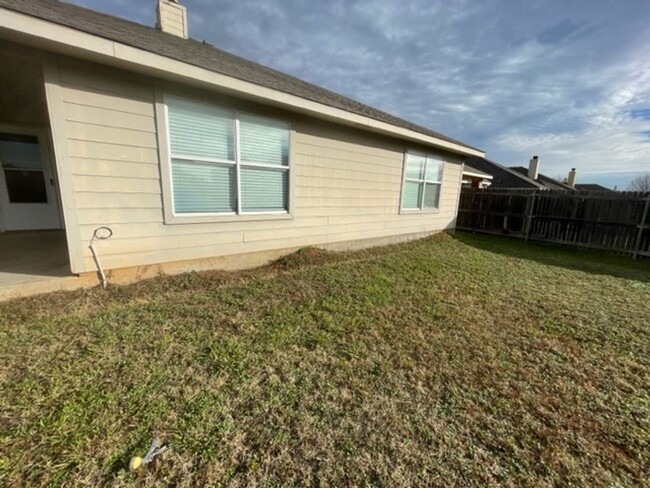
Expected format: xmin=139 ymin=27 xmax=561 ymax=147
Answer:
xmin=627 ymin=174 xmax=650 ymax=192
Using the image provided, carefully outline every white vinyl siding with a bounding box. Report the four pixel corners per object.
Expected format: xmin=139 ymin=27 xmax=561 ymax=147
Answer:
xmin=166 ymin=96 xmax=289 ymax=215
xmin=401 ymin=152 xmax=444 ymax=211
xmin=53 ymin=62 xmax=464 ymax=275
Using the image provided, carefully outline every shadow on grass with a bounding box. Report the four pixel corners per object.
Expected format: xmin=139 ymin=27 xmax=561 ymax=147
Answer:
xmin=452 ymin=230 xmax=650 ymax=283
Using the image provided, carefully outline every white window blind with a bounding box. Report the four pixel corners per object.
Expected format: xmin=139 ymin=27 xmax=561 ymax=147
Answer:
xmin=239 ymin=114 xmax=289 ymax=166
xmin=166 ymin=96 xmax=290 ymax=215
xmin=167 ymin=97 xmax=235 ymax=160
xmin=241 ymin=167 xmax=287 ymax=212
xmin=423 ymin=157 xmax=443 ymax=209
xmin=402 ymin=181 xmax=422 ymax=209
xmin=171 ymin=160 xmax=236 ymax=213
xmin=401 ymin=152 xmax=444 ymax=211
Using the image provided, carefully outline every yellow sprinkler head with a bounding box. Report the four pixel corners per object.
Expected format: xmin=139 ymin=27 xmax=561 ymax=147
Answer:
xmin=129 ymin=456 xmax=142 ymax=471
xmin=128 ymin=439 xmax=168 ymax=472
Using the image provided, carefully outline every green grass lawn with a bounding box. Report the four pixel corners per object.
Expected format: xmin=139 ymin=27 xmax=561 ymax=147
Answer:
xmin=1 ymin=232 xmax=649 ymax=487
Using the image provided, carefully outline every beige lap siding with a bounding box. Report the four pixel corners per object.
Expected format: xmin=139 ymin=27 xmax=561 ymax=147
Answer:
xmin=55 ymin=63 xmax=462 ymax=274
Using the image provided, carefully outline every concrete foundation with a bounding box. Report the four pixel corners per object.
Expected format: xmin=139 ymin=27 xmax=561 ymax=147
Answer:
xmin=0 ymin=229 xmax=441 ymax=302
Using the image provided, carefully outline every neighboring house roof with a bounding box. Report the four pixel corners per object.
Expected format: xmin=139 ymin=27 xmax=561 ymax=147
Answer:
xmin=0 ymin=0 xmax=480 ymax=155
xmin=509 ymin=166 xmax=575 ymax=191
xmin=462 ymin=165 xmax=493 ymax=179
xmin=575 ymin=184 xmax=613 ymax=192
xmin=463 ymin=157 xmax=545 ymax=189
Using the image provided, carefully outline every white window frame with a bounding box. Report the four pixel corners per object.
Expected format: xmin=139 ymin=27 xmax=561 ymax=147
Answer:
xmin=156 ymin=90 xmax=294 ymax=224
xmin=400 ymin=151 xmax=445 ymax=213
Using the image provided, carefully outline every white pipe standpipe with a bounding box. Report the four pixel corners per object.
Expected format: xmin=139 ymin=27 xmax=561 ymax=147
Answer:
xmin=89 ymin=226 xmax=113 ymax=288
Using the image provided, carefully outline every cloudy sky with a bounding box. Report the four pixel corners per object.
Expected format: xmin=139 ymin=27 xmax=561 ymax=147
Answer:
xmin=71 ymin=0 xmax=650 ymax=189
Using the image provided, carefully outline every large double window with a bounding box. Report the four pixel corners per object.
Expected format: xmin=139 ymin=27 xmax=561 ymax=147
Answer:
xmin=401 ymin=152 xmax=444 ymax=211
xmin=167 ymin=96 xmax=289 ymax=215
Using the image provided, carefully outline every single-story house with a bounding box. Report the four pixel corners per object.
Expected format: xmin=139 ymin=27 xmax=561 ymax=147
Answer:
xmin=0 ymin=0 xmax=483 ymax=296
xmin=464 ymin=155 xmax=576 ymax=190
xmin=575 ymin=184 xmax=614 ymax=192
xmin=509 ymin=166 xmax=575 ymax=191
xmin=462 ymin=165 xmax=493 ymax=189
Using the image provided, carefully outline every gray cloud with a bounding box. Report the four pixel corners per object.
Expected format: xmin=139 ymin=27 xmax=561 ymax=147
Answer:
xmin=537 ymin=19 xmax=582 ymax=44
xmin=69 ymin=0 xmax=650 ymax=188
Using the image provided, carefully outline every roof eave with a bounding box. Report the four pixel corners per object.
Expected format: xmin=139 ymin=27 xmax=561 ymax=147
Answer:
xmin=0 ymin=7 xmax=484 ymax=158
xmin=462 ymin=170 xmax=493 ymax=179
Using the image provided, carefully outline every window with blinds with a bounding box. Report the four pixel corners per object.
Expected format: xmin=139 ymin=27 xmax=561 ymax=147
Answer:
xmin=166 ymin=96 xmax=290 ymax=215
xmin=401 ymin=152 xmax=444 ymax=211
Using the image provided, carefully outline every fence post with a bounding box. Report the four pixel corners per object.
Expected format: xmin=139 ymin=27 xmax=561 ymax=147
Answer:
xmin=633 ymin=193 xmax=650 ymax=259
xmin=524 ymin=192 xmax=536 ymax=242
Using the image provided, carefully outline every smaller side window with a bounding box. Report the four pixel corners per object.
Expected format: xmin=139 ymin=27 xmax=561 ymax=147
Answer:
xmin=401 ymin=152 xmax=444 ymax=211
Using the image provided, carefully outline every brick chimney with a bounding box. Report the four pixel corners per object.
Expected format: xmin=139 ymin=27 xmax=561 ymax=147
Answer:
xmin=156 ymin=0 xmax=188 ymax=39
xmin=528 ymin=155 xmax=540 ymax=180
xmin=567 ymin=168 xmax=577 ymax=187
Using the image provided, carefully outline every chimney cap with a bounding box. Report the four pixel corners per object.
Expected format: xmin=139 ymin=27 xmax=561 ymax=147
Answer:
xmin=532 ymin=155 xmax=539 ymax=159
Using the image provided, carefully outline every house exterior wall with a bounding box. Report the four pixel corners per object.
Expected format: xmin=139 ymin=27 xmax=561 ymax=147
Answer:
xmin=47 ymin=60 xmax=463 ymax=275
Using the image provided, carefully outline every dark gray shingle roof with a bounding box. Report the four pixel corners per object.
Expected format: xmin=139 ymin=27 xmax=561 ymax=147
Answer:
xmin=575 ymin=184 xmax=613 ymax=192
xmin=509 ymin=167 xmax=575 ymax=191
xmin=464 ymin=157 xmax=545 ymax=189
xmin=0 ymin=0 xmax=480 ymax=152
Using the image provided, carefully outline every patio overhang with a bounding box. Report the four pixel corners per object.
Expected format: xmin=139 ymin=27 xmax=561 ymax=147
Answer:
xmin=0 ymin=44 xmax=85 ymax=295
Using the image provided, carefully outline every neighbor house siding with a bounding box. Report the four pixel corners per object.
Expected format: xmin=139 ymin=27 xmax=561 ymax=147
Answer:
xmin=53 ymin=61 xmax=463 ymax=274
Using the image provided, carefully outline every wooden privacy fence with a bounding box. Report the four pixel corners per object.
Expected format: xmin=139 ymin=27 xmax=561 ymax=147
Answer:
xmin=457 ymin=189 xmax=650 ymax=258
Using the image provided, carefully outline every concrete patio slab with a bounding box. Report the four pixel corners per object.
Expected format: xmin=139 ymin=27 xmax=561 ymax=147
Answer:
xmin=0 ymin=230 xmax=93 ymax=301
